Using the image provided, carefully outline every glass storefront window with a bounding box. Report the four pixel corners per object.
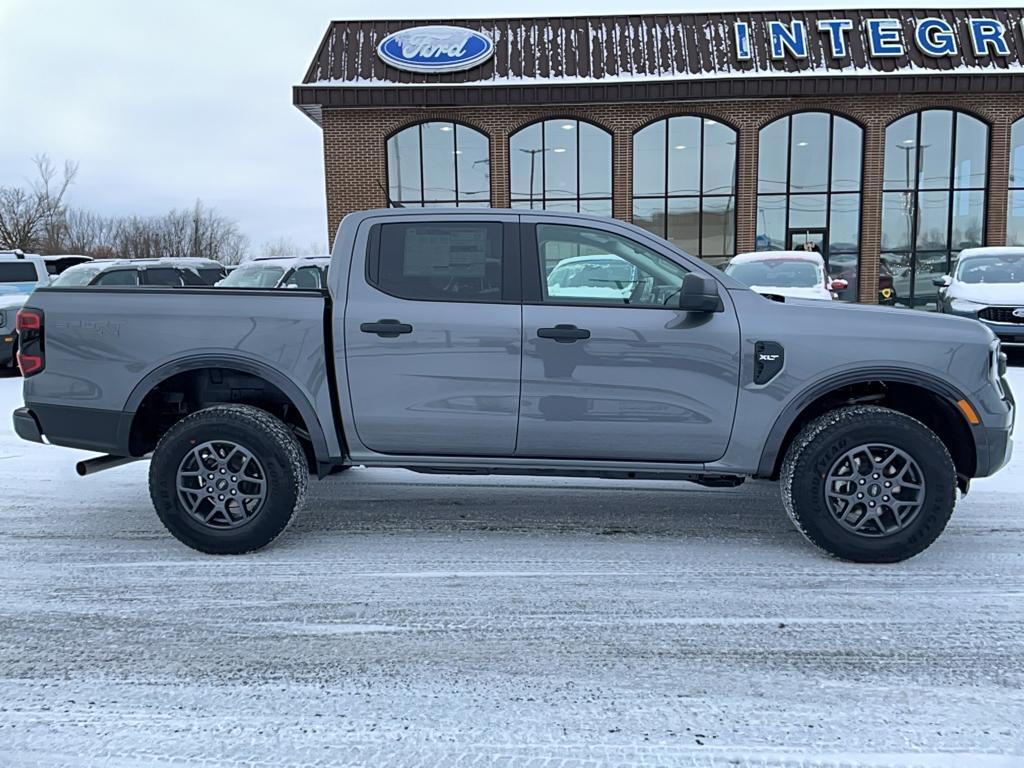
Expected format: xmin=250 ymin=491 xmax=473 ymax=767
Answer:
xmin=631 ymin=115 xmax=736 ymax=263
xmin=880 ymin=110 xmax=988 ymax=309
xmin=509 ymin=119 xmax=612 ymax=212
xmin=1008 ymin=119 xmax=1024 ymax=246
xmin=755 ymin=112 xmax=863 ymax=301
xmin=387 ymin=122 xmax=491 ymax=206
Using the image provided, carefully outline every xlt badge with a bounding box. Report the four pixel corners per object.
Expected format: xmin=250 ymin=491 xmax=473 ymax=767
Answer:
xmin=754 ymin=341 xmax=785 ymax=384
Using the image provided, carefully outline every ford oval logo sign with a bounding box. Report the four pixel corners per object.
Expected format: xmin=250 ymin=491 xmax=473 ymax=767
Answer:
xmin=1013 ymin=308 xmax=1024 ymax=319
xmin=377 ymin=25 xmax=494 ymax=73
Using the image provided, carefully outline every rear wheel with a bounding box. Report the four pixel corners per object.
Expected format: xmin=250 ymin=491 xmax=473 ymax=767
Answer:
xmin=781 ymin=406 xmax=957 ymax=563
xmin=149 ymin=405 xmax=307 ymax=554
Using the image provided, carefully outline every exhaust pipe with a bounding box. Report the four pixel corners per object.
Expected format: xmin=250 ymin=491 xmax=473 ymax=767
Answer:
xmin=75 ymin=454 xmax=142 ymax=477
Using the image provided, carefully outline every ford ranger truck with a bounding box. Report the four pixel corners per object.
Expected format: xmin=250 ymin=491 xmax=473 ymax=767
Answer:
xmin=11 ymin=209 xmax=1015 ymax=562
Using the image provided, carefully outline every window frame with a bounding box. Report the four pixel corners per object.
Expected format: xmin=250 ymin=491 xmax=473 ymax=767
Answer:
xmin=755 ymin=111 xmax=864 ymax=271
xmin=1007 ymin=116 xmax=1024 ymax=247
xmin=631 ymin=114 xmax=738 ymax=261
xmin=520 ymin=220 xmax=697 ymax=310
xmin=509 ymin=118 xmax=614 ymax=214
xmin=365 ymin=220 xmax=521 ymax=305
xmin=385 ymin=120 xmax=492 ymax=208
xmin=880 ymin=109 xmax=990 ymax=307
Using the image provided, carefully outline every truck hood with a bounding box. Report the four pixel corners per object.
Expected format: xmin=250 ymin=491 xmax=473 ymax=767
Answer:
xmin=948 ymin=281 xmax=1024 ymax=305
xmin=735 ymin=288 xmax=995 ymax=346
xmin=0 ymin=293 xmax=28 ymax=311
xmin=749 ymin=285 xmax=832 ymax=301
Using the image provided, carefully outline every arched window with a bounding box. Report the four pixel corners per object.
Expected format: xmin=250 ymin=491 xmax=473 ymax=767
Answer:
xmin=756 ymin=112 xmax=862 ymax=300
xmin=632 ymin=116 xmax=736 ymax=264
xmin=1008 ymin=117 xmax=1024 ymax=246
xmin=509 ymin=119 xmax=612 ymax=215
xmin=881 ymin=110 xmax=988 ymax=309
xmin=386 ymin=122 xmax=490 ymax=207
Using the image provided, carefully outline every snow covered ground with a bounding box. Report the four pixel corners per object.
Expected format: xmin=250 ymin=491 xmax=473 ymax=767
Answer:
xmin=0 ymin=367 xmax=1022 ymax=767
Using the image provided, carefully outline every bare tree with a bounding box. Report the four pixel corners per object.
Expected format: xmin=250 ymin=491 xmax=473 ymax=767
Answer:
xmin=259 ymin=236 xmax=327 ymax=259
xmin=0 ymin=155 xmax=77 ymax=251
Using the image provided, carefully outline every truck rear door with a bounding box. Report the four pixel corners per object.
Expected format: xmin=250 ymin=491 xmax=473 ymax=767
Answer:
xmin=343 ymin=214 xmax=522 ymax=456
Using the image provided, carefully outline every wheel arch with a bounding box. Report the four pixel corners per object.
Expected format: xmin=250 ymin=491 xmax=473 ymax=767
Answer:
xmin=758 ymin=368 xmax=978 ymax=482
xmin=121 ymin=355 xmax=335 ymax=465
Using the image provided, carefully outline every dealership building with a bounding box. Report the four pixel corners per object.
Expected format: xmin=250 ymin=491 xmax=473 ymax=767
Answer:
xmin=293 ymin=9 xmax=1024 ymax=305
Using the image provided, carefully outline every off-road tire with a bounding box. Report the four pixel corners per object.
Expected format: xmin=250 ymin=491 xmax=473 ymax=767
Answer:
xmin=149 ymin=405 xmax=307 ymax=554
xmin=781 ymin=405 xmax=957 ymax=563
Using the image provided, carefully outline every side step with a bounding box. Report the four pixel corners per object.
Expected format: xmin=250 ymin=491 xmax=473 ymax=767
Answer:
xmin=405 ymin=465 xmax=745 ymax=487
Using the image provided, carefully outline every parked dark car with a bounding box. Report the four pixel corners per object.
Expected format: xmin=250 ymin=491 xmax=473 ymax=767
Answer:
xmin=49 ymin=258 xmax=226 ymax=288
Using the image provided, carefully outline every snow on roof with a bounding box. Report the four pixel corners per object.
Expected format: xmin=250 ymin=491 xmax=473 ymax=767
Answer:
xmin=300 ymin=9 xmax=1024 ymax=90
xmin=245 ymin=256 xmax=331 ymax=268
xmin=957 ymin=246 xmax=1024 ymax=260
xmin=731 ymin=250 xmax=825 ymax=265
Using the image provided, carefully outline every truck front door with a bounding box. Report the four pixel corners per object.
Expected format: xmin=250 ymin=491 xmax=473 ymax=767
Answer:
xmin=342 ymin=215 xmax=522 ymax=456
xmin=517 ymin=218 xmax=740 ymax=462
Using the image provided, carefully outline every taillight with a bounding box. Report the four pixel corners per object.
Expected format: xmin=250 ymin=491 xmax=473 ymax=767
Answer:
xmin=16 ymin=308 xmax=44 ymax=377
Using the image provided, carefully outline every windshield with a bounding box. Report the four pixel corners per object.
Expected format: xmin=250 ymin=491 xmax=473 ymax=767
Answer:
xmin=726 ymin=259 xmax=822 ymax=289
xmin=956 ymin=253 xmax=1024 ymax=284
xmin=49 ymin=265 xmax=105 ymax=286
xmin=217 ymin=264 xmax=285 ymax=288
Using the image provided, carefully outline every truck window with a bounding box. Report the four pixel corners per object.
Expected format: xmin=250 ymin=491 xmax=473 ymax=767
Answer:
xmin=94 ymin=269 xmax=140 ymax=286
xmin=289 ymin=266 xmax=322 ymax=289
xmin=196 ymin=267 xmax=225 ymax=285
xmin=372 ymin=222 xmax=503 ymax=302
xmin=0 ymin=263 xmax=39 ymax=283
xmin=143 ymin=268 xmax=185 ymax=286
xmin=536 ymin=224 xmax=688 ymax=307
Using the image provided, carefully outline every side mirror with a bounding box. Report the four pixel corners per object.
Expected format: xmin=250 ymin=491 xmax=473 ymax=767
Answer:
xmin=830 ymin=278 xmax=849 ymax=291
xmin=933 ymin=275 xmax=952 ymax=288
xmin=678 ymin=273 xmax=724 ymax=313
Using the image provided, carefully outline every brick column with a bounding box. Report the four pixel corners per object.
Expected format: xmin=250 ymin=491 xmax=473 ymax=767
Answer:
xmin=734 ymin=123 xmax=759 ymax=254
xmin=612 ymin=129 xmax=632 ymax=222
xmin=858 ymin=118 xmax=886 ymax=304
xmin=490 ymin=127 xmax=510 ymax=208
xmin=986 ymin=118 xmax=1010 ymax=247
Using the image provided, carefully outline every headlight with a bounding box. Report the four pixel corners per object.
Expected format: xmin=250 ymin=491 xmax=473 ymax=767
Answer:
xmin=949 ymin=298 xmax=986 ymax=315
xmin=990 ymin=339 xmax=1007 ymax=387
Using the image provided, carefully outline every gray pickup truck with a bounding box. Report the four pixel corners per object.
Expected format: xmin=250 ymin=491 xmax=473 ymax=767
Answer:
xmin=12 ymin=209 xmax=1015 ymax=562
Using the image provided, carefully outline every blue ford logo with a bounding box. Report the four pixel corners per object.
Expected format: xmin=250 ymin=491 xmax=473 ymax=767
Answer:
xmin=377 ymin=25 xmax=494 ymax=73
xmin=1013 ymin=308 xmax=1024 ymax=319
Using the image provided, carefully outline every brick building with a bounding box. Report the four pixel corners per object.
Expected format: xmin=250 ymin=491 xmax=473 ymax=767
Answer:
xmin=294 ymin=9 xmax=1024 ymax=305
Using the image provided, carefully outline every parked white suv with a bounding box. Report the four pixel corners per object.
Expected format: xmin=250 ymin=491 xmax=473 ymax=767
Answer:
xmin=724 ymin=251 xmax=848 ymax=301
xmin=936 ymin=246 xmax=1024 ymax=348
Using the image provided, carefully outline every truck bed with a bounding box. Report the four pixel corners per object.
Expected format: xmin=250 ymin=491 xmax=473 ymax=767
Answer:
xmin=20 ymin=286 xmax=340 ymax=460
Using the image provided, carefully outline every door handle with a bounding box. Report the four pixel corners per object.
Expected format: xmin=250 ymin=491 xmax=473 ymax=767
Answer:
xmin=537 ymin=324 xmax=591 ymax=343
xmin=360 ymin=319 xmax=413 ymax=338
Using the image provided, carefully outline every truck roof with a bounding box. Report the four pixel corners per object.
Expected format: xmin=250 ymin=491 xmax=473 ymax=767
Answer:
xmin=248 ymin=256 xmax=331 ymax=266
xmin=84 ymin=257 xmax=224 ymax=268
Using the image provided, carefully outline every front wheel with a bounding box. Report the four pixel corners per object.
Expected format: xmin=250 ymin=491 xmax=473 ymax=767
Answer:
xmin=781 ymin=406 xmax=957 ymax=563
xmin=149 ymin=405 xmax=308 ymax=554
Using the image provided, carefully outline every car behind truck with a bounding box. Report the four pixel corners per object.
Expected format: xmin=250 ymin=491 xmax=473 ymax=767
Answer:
xmin=12 ymin=209 xmax=1015 ymax=561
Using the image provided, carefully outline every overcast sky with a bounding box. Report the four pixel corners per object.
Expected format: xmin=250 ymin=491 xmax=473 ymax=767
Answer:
xmin=1 ymin=1 xmax=1019 ymax=251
